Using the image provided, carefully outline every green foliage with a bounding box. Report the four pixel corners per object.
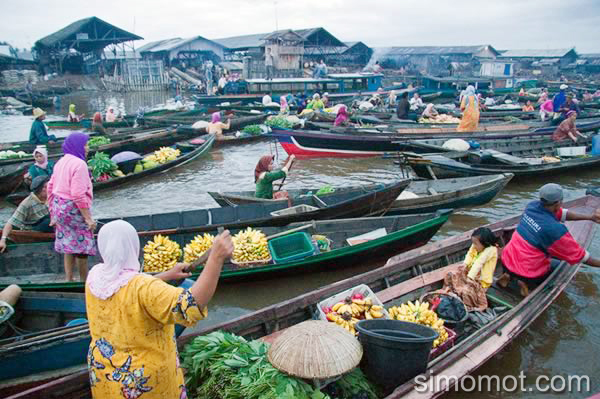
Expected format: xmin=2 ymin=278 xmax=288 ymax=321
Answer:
xmin=87 ymin=136 xmax=111 ymax=148
xmin=242 ymin=124 xmax=263 ymax=136
xmin=87 ymin=152 xmax=117 ymax=181
xmin=265 ymin=116 xmax=294 ymax=129
xmin=181 ymin=331 xmax=323 ymax=399
xmin=181 ymin=331 xmax=379 ymax=399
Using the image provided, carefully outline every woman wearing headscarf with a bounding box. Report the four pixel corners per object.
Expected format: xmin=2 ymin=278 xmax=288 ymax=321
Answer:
xmin=47 ymin=132 xmax=96 ymax=281
xmin=91 ymin=112 xmax=106 ymax=135
xmin=105 ymin=106 xmax=117 ymax=123
xmin=86 ymin=220 xmax=233 ymax=399
xmin=333 ymin=105 xmax=349 ymax=127
xmin=206 ymin=112 xmax=231 ymax=139
xmin=421 ymin=103 xmax=439 ymax=119
xmin=254 ymin=154 xmax=295 ymax=199
xmin=457 ymin=85 xmax=480 ymax=132
xmin=25 ymin=146 xmax=55 ymax=186
xmin=306 ymin=93 xmax=324 ymax=111
xmin=387 ymin=90 xmax=397 ymax=107
xmin=552 ymin=110 xmax=585 ymax=143
xmin=279 ymin=95 xmax=289 ymax=114
xmin=67 ymin=104 xmax=83 ymax=123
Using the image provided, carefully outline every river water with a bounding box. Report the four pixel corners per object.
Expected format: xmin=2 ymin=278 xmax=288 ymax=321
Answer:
xmin=1 ymin=91 xmax=599 ymax=397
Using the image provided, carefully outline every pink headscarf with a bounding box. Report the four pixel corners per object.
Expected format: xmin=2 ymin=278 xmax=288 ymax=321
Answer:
xmin=211 ymin=112 xmax=221 ymax=123
xmin=33 ymin=146 xmax=48 ymax=169
xmin=280 ymin=96 xmax=288 ymax=113
xmin=334 ymin=105 xmax=348 ymax=126
xmin=87 ymin=220 xmax=141 ymax=300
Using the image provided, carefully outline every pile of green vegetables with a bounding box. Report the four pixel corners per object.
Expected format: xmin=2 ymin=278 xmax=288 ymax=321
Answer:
xmin=265 ymin=116 xmax=294 ymax=129
xmin=87 ymin=136 xmax=111 ymax=148
xmin=181 ymin=331 xmax=378 ymax=399
xmin=87 ymin=152 xmax=119 ymax=181
xmin=242 ymin=124 xmax=263 ymax=136
xmin=0 ymin=150 xmax=30 ymax=160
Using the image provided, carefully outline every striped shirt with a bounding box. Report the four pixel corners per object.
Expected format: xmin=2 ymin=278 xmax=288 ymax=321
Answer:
xmin=8 ymin=193 xmax=49 ymax=230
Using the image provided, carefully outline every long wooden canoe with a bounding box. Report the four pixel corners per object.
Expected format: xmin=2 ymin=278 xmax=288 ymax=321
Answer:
xmin=270 ymin=119 xmax=600 ymax=158
xmin=208 ymin=174 xmax=513 ymax=214
xmin=4 ymin=135 xmax=216 ymax=207
xmin=0 ymin=211 xmax=450 ymax=292
xmin=7 ymin=195 xmax=597 ymax=399
xmin=409 ymin=152 xmax=600 ymax=179
xmin=6 ymin=179 xmax=410 ymax=245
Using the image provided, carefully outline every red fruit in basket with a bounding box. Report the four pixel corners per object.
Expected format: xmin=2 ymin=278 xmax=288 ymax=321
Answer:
xmin=322 ymin=306 xmax=333 ymax=314
xmin=430 ymin=296 xmax=442 ymax=311
xmin=351 ymin=293 xmax=364 ymax=300
xmin=326 ymin=312 xmax=337 ymax=322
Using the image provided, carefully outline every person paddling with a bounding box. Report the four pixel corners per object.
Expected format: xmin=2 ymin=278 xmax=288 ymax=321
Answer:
xmin=254 ymin=154 xmax=295 ymax=199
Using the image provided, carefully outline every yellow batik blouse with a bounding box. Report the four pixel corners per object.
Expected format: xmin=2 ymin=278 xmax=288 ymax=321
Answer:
xmin=85 ymin=274 xmax=206 ymax=399
xmin=463 ymin=244 xmax=498 ymax=289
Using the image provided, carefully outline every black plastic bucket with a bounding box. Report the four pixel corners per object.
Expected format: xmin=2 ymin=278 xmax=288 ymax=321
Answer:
xmin=356 ymin=319 xmax=438 ymax=394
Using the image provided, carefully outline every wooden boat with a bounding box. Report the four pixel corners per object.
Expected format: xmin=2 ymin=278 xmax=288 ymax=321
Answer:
xmin=4 ymin=135 xmax=216 ymax=207
xmin=6 ymin=179 xmax=410 ymax=245
xmin=0 ymin=125 xmax=206 ymax=168
xmin=407 ymin=133 xmax=593 ymax=155
xmin=269 ymin=118 xmax=600 ymax=158
xmin=14 ymin=93 xmax=54 ymax=108
xmin=0 ymin=291 xmax=88 ymax=398
xmin=9 ymin=195 xmax=597 ymax=399
xmin=0 ymin=211 xmax=450 ymax=292
xmin=139 ymin=112 xmax=265 ymax=130
xmin=208 ymin=174 xmax=513 ymax=214
xmin=45 ymin=118 xmax=135 ymax=130
xmin=408 ymin=151 xmax=600 ymax=179
xmin=0 ymin=163 xmax=25 ymax=197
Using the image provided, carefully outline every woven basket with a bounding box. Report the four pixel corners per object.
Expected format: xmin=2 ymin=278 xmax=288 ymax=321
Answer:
xmin=268 ymin=320 xmax=362 ymax=379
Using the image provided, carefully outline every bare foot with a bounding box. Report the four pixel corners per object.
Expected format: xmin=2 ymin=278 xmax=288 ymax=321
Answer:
xmin=517 ymin=280 xmax=529 ymax=297
xmin=497 ymin=273 xmax=510 ymax=288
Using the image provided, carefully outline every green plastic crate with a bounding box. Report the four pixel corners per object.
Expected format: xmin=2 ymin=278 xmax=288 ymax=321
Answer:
xmin=268 ymin=232 xmax=316 ymax=263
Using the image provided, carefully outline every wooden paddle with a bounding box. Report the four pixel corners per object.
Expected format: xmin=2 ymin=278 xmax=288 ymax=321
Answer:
xmin=276 ymin=155 xmax=295 ymax=191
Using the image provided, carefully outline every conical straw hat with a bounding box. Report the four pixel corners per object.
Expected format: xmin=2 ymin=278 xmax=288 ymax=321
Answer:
xmin=267 ymin=320 xmax=363 ymax=379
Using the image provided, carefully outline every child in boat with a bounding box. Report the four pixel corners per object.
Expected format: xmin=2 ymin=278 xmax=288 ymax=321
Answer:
xmin=442 ymin=227 xmax=498 ymax=311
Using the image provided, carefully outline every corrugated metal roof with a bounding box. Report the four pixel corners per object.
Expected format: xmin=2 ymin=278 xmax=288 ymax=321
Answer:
xmin=500 ymin=48 xmax=575 ymax=58
xmin=35 ymin=17 xmax=142 ymax=48
xmin=213 ymin=33 xmax=268 ymax=50
xmin=138 ymin=36 xmax=224 ymax=53
xmin=580 ymin=53 xmax=600 ymax=59
xmin=213 ymin=27 xmax=345 ymax=50
xmin=304 ymin=46 xmax=347 ymax=55
xmin=384 ymin=45 xmax=497 ymax=56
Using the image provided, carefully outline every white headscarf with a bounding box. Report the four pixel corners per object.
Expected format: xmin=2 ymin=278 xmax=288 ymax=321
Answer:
xmin=464 ymin=85 xmax=478 ymax=107
xmin=87 ymin=220 xmax=141 ymax=300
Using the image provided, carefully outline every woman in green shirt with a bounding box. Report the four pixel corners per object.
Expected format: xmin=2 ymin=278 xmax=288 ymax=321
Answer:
xmin=25 ymin=146 xmax=55 ymax=187
xmin=254 ymin=154 xmax=295 ymax=199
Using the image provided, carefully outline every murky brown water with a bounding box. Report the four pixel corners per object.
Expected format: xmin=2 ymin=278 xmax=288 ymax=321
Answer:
xmin=1 ymin=91 xmax=599 ymax=397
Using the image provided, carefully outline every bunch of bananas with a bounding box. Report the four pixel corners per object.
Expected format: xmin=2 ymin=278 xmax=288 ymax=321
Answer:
xmin=388 ymin=300 xmax=449 ymax=347
xmin=143 ymin=234 xmax=182 ymax=272
xmin=183 ymin=233 xmax=215 ymax=263
xmin=327 ymin=311 xmax=360 ymax=335
xmin=231 ymin=227 xmax=270 ymax=265
xmin=323 ymin=295 xmax=385 ymax=335
xmin=143 ymin=147 xmax=181 ymax=165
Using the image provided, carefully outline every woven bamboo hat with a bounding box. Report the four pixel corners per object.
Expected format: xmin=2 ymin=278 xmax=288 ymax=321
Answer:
xmin=267 ymin=320 xmax=363 ymax=379
xmin=32 ymin=108 xmax=46 ymax=119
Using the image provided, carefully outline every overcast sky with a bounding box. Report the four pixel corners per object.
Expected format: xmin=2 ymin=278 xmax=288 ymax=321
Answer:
xmin=2 ymin=0 xmax=600 ymax=53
